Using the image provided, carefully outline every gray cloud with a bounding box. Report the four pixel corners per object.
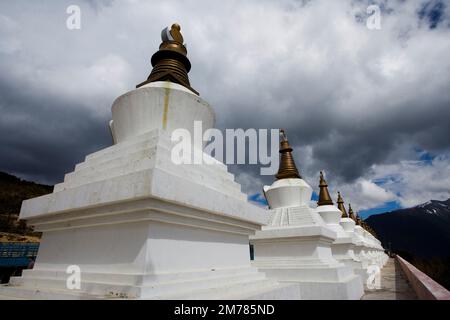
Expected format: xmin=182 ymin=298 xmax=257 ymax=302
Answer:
xmin=0 ymin=73 xmax=112 ymax=184
xmin=0 ymin=0 xmax=450 ymax=210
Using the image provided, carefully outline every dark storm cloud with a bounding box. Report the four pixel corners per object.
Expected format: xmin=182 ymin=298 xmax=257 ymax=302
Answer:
xmin=0 ymin=0 xmax=450 ymax=209
xmin=418 ymin=0 xmax=447 ymax=29
xmin=83 ymin=0 xmax=115 ymax=12
xmin=0 ymin=75 xmax=112 ymax=184
xmin=214 ymin=63 xmax=450 ymax=185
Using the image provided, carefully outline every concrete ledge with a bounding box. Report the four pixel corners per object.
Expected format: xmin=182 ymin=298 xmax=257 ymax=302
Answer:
xmin=396 ymin=255 xmax=450 ymax=300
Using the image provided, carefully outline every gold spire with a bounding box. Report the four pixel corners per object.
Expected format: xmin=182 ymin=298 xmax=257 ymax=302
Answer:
xmin=317 ymin=171 xmax=333 ymax=206
xmin=336 ymin=192 xmax=348 ymax=218
xmin=355 ymin=212 xmax=362 ymax=226
xmin=137 ymin=23 xmax=199 ymax=95
xmin=348 ymin=203 xmax=356 ymax=220
xmin=370 ymin=227 xmax=378 ymax=239
xmin=361 ymin=219 xmax=369 ymax=230
xmin=275 ymin=130 xmax=301 ymax=180
xmin=359 ymin=215 xmax=369 ymax=230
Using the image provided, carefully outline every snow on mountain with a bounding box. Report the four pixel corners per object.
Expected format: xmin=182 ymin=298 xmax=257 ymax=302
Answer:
xmin=417 ymin=199 xmax=450 ymax=216
xmin=366 ymin=198 xmax=450 ymax=258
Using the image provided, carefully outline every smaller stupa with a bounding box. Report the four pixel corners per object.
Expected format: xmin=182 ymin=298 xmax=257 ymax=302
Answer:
xmin=351 ymin=207 xmax=387 ymax=269
xmin=357 ymin=212 xmax=388 ymax=268
xmin=251 ymin=131 xmax=364 ymax=300
xmin=315 ymin=175 xmax=366 ymax=282
xmin=348 ymin=203 xmax=356 ymax=220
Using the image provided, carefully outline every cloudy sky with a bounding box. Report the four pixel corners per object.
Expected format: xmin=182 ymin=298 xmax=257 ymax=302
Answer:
xmin=1 ymin=0 xmax=449 ymax=217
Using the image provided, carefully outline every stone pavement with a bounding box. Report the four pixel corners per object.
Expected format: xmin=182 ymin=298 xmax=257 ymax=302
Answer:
xmin=362 ymin=258 xmax=417 ymax=300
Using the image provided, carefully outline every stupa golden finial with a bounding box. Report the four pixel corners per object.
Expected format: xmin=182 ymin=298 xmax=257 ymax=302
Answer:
xmin=371 ymin=228 xmax=378 ymax=239
xmin=137 ymin=23 xmax=199 ymax=95
xmin=361 ymin=219 xmax=369 ymax=230
xmin=336 ymin=192 xmax=348 ymax=218
xmin=348 ymin=203 xmax=356 ymax=221
xmin=355 ymin=212 xmax=362 ymax=226
xmin=275 ymin=130 xmax=301 ymax=180
xmin=317 ymin=171 xmax=334 ymax=206
xmin=359 ymin=215 xmax=370 ymax=230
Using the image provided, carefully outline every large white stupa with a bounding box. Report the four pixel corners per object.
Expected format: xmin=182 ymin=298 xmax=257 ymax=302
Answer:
xmin=0 ymin=24 xmax=299 ymax=300
xmin=250 ymin=131 xmax=364 ymax=299
xmin=337 ymin=195 xmax=389 ymax=283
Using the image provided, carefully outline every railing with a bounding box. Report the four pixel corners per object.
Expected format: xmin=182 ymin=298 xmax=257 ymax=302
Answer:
xmin=396 ymin=255 xmax=450 ymax=300
xmin=0 ymin=243 xmax=40 ymax=267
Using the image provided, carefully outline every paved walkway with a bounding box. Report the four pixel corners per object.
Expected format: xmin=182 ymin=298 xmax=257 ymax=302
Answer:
xmin=362 ymin=258 xmax=417 ymax=300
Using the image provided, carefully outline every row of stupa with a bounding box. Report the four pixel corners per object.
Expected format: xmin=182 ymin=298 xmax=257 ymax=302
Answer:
xmin=0 ymin=24 xmax=388 ymax=300
xmin=252 ymin=131 xmax=388 ymax=299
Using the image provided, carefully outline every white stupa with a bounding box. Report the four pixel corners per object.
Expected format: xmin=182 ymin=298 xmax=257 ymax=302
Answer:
xmin=341 ymin=202 xmax=388 ymax=279
xmin=250 ymin=131 xmax=364 ymax=299
xmin=355 ymin=213 xmax=388 ymax=268
xmin=336 ymin=194 xmax=376 ymax=283
xmin=314 ymin=174 xmax=367 ymax=282
xmin=0 ymin=24 xmax=299 ymax=300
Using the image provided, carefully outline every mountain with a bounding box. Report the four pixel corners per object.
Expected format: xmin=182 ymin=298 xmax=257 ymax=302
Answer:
xmin=366 ymin=199 xmax=450 ymax=290
xmin=366 ymin=199 xmax=450 ymax=259
xmin=0 ymin=171 xmax=53 ymax=235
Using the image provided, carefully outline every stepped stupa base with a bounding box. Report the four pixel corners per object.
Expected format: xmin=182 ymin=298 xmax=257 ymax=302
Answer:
xmin=251 ymin=225 xmax=364 ymax=300
xmin=1 ymin=267 xmax=301 ymax=300
xmin=0 ymin=126 xmax=297 ymax=300
xmin=252 ymin=263 xmax=363 ymax=300
xmin=261 ymin=275 xmax=363 ymax=300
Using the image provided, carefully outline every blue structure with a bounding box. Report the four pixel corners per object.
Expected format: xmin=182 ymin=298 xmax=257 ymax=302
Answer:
xmin=0 ymin=243 xmax=39 ymax=267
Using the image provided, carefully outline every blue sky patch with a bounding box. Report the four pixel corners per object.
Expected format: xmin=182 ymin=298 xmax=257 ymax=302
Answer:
xmin=359 ymin=201 xmax=402 ymax=219
xmin=418 ymin=0 xmax=446 ymax=29
xmin=248 ymin=193 xmax=268 ymax=207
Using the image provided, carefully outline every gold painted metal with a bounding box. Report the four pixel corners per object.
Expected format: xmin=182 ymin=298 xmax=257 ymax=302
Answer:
xmin=348 ymin=206 xmax=378 ymax=238
xmin=366 ymin=225 xmax=375 ymax=236
xmin=137 ymin=23 xmax=199 ymax=95
xmin=348 ymin=203 xmax=356 ymax=221
xmin=355 ymin=212 xmax=362 ymax=226
xmin=361 ymin=220 xmax=371 ymax=233
xmin=360 ymin=216 xmax=369 ymax=230
xmin=337 ymin=192 xmax=348 ymax=218
xmin=362 ymin=220 xmax=368 ymax=229
xmin=275 ymin=130 xmax=302 ymax=180
xmin=317 ymin=171 xmax=333 ymax=206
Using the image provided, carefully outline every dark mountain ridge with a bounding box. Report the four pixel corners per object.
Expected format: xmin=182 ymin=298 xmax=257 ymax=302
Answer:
xmin=0 ymin=171 xmax=53 ymax=234
xmin=366 ymin=199 xmax=450 ymax=258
